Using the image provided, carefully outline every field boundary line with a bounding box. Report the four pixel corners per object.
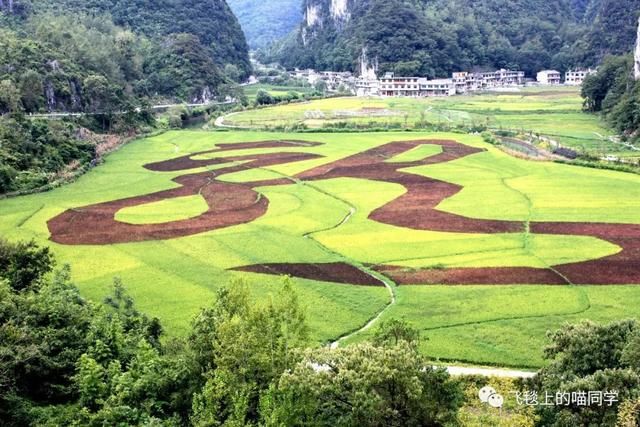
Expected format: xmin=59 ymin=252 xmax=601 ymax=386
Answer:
xmin=501 ymin=175 xmax=576 ymax=286
xmin=421 ymin=292 xmax=593 ymax=333
xmin=17 ymin=204 xmax=45 ymax=228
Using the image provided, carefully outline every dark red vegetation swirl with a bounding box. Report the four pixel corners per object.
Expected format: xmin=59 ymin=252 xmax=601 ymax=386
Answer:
xmin=47 ymin=139 xmax=640 ymax=285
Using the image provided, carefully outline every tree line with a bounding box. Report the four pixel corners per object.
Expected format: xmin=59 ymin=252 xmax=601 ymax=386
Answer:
xmin=582 ymin=55 xmax=640 ymax=141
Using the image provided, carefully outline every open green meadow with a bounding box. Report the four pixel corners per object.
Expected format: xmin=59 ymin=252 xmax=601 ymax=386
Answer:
xmin=2 ymin=129 xmax=640 ymax=367
xmin=226 ymin=87 xmax=633 ymax=156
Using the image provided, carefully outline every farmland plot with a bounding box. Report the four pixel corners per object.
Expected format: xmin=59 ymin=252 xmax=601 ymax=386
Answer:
xmin=2 ymin=130 xmax=640 ymax=366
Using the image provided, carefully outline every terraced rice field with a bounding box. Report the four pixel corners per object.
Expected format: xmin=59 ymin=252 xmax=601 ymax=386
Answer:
xmin=2 ymin=130 xmax=640 ymax=367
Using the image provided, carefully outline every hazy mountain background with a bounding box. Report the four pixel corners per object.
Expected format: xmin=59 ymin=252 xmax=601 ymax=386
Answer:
xmin=227 ymin=0 xmax=302 ymax=49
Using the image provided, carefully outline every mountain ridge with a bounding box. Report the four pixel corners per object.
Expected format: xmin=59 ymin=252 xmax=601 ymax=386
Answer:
xmin=270 ymin=0 xmax=640 ymax=76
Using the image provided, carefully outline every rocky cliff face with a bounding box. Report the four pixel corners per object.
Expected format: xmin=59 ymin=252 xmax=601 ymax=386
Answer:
xmin=635 ymin=16 xmax=640 ymax=80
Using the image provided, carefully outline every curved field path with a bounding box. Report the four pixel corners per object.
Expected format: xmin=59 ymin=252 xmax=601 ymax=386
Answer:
xmin=48 ymin=139 xmax=640 ymax=285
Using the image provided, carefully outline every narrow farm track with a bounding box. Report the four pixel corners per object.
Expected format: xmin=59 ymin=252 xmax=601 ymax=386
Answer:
xmin=295 ymin=185 xmax=397 ymax=348
xmin=47 ymin=138 xmax=640 ymax=285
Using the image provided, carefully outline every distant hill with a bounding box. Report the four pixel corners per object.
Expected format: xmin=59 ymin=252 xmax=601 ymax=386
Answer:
xmin=270 ymin=0 xmax=640 ymax=76
xmin=39 ymin=0 xmax=252 ymax=80
xmin=227 ymin=0 xmax=302 ymax=49
xmin=0 ymin=0 xmax=251 ymax=110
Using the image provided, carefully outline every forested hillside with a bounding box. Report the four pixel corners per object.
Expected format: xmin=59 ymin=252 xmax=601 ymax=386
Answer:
xmin=39 ymin=0 xmax=251 ymax=80
xmin=0 ymin=0 xmax=250 ymax=108
xmin=0 ymin=0 xmax=250 ymax=194
xmin=271 ymin=0 xmax=640 ymax=77
xmin=227 ymin=0 xmax=302 ymax=49
xmin=582 ymin=55 xmax=640 ymax=141
xmin=576 ymin=0 xmax=640 ymax=64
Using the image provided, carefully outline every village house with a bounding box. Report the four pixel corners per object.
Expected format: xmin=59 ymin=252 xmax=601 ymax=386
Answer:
xmin=565 ymin=68 xmax=596 ymax=85
xmin=377 ymin=73 xmax=456 ymax=97
xmin=355 ymin=77 xmax=379 ymax=97
xmin=379 ymin=73 xmax=422 ymax=97
xmin=288 ymin=69 xmax=355 ymax=93
xmin=452 ymin=72 xmax=481 ymax=93
xmin=537 ymin=70 xmax=562 ymax=85
xmin=495 ymin=69 xmax=526 ymax=86
xmin=420 ymin=79 xmax=456 ymax=97
xmin=452 ymin=69 xmax=524 ymax=93
xmin=289 ymin=64 xmax=592 ymax=98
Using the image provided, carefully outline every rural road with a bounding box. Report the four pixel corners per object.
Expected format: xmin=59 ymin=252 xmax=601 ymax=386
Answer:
xmin=214 ymin=112 xmax=246 ymax=129
xmin=443 ymin=365 xmax=536 ymax=378
xmin=312 ymin=360 xmax=537 ymax=378
xmin=30 ymin=101 xmax=236 ymax=119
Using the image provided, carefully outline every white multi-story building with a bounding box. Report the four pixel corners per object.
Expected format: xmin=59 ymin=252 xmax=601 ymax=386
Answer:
xmin=452 ymin=72 xmax=481 ymax=93
xmin=355 ymin=77 xmax=379 ymax=97
xmin=451 ymin=69 xmax=524 ymax=93
xmin=495 ymin=69 xmax=526 ymax=86
xmin=379 ymin=73 xmax=422 ymax=97
xmin=565 ymin=69 xmax=596 ymax=85
xmin=537 ymin=70 xmax=562 ymax=85
xmin=420 ymin=79 xmax=456 ymax=97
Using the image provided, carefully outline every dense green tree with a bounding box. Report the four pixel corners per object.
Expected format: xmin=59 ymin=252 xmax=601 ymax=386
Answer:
xmin=190 ymin=280 xmax=308 ymax=426
xmin=227 ymin=0 xmax=302 ymax=49
xmin=542 ymin=319 xmax=637 ymax=377
xmin=83 ymin=75 xmax=118 ymax=114
xmin=0 ymin=115 xmax=95 ymax=193
xmin=535 ymin=320 xmax=640 ymax=427
xmin=0 ymin=239 xmax=54 ymax=292
xmin=0 ymin=80 xmax=21 ymax=114
xmin=256 ymin=89 xmax=276 ymax=106
xmin=58 ymin=279 xmax=194 ymax=426
xmin=582 ymin=55 xmax=639 ymax=138
xmin=372 ymin=318 xmax=421 ymax=348
xmin=0 ymin=266 xmax=93 ymax=424
xmin=143 ymin=33 xmax=226 ymax=103
xmin=582 ymin=56 xmax=633 ymax=112
xmin=18 ymin=71 xmax=44 ymax=114
xmin=261 ymin=341 xmax=463 ymax=426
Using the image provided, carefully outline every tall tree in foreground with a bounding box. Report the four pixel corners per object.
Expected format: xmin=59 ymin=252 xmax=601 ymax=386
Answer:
xmin=190 ymin=279 xmax=309 ymax=426
xmin=261 ymin=319 xmax=463 ymax=427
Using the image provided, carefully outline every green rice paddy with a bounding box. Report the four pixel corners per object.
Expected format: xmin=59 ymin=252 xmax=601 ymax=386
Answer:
xmin=227 ymin=87 xmax=633 ymax=156
xmin=2 ymin=127 xmax=640 ymax=368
